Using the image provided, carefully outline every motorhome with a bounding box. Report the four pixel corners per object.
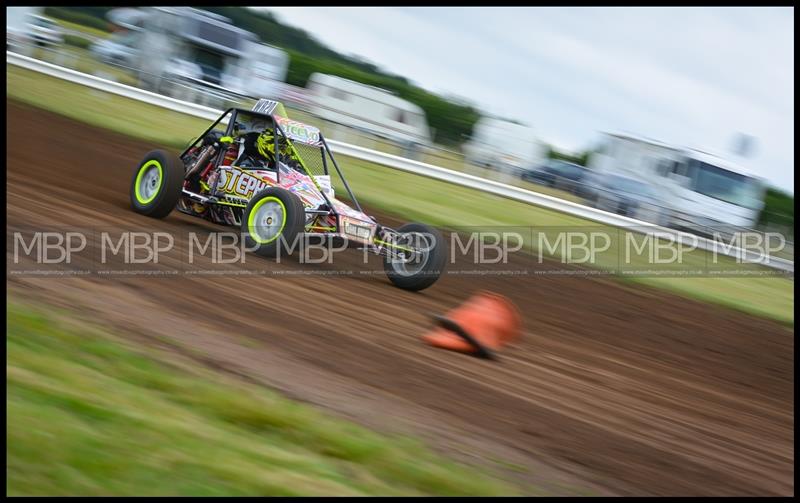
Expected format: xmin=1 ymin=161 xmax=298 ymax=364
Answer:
xmin=589 ymin=133 xmax=766 ymax=229
xmin=305 ymin=73 xmax=431 ymax=148
xmin=462 ymin=117 xmax=547 ymax=176
xmin=101 ymin=7 xmax=288 ymax=100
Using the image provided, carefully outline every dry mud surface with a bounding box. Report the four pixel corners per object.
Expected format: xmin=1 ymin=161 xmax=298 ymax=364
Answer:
xmin=6 ymin=102 xmax=794 ymax=496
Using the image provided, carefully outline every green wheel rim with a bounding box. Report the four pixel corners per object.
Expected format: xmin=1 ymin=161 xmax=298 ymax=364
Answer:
xmin=248 ymin=196 xmax=287 ymax=244
xmin=134 ymin=160 xmax=164 ymax=204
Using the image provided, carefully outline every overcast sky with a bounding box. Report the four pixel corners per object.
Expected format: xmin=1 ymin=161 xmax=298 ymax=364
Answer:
xmin=259 ymin=7 xmax=794 ymax=192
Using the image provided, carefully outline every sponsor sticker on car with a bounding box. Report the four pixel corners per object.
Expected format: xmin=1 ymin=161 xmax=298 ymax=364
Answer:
xmin=341 ymin=217 xmax=375 ymax=243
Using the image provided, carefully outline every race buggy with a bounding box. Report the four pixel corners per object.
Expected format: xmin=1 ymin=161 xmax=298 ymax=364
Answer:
xmin=129 ymin=99 xmax=446 ymax=291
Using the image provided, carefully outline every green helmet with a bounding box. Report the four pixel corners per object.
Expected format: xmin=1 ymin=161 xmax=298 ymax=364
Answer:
xmin=256 ymin=130 xmax=275 ymax=159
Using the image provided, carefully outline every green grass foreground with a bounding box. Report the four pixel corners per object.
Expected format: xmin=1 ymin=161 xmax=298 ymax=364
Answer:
xmin=5 ymin=64 xmax=794 ymax=326
xmin=6 ymin=301 xmax=521 ymax=496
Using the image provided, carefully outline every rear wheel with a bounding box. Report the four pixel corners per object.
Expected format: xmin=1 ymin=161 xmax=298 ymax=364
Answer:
xmin=129 ymin=150 xmax=185 ymax=218
xmin=383 ymin=223 xmax=447 ymax=291
xmin=242 ymin=187 xmax=306 ymax=258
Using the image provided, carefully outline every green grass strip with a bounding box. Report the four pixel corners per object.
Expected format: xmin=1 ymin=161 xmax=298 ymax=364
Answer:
xmin=7 ymin=300 xmax=523 ymax=496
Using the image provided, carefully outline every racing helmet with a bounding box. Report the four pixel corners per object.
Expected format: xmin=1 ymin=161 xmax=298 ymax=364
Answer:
xmin=256 ymin=130 xmax=276 ymax=160
xmin=236 ymin=128 xmax=275 ymax=168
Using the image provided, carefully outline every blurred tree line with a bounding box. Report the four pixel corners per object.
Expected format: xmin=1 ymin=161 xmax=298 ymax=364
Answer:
xmin=545 ymin=145 xmax=591 ymax=166
xmin=757 ymin=188 xmax=794 ymax=235
xmin=45 ymin=6 xmax=480 ymax=146
xmin=44 ymin=7 xmax=113 ymax=32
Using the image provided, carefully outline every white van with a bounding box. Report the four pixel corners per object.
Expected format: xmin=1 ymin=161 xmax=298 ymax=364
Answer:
xmin=589 ymin=133 xmax=766 ymax=229
xmin=7 ymin=7 xmax=63 ymax=50
xmin=462 ymin=117 xmax=547 ymax=176
xmin=7 ymin=6 xmax=39 ymax=49
xmin=305 ymin=73 xmax=431 ymax=147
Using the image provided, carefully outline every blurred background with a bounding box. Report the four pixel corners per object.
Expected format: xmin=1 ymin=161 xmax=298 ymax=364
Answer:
xmin=6 ymin=6 xmax=794 ymax=249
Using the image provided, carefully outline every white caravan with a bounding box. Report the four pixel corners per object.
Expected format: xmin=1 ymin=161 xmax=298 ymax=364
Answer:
xmin=589 ymin=133 xmax=766 ymax=229
xmin=462 ymin=117 xmax=547 ymax=176
xmin=305 ymin=73 xmax=431 ymax=147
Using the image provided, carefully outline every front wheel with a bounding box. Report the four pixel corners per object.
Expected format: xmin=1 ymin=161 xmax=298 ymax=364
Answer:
xmin=242 ymin=187 xmax=306 ymax=258
xmin=129 ymin=150 xmax=185 ymax=218
xmin=383 ymin=223 xmax=447 ymax=291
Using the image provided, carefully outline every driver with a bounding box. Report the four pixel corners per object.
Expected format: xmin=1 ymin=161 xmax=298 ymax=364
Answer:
xmin=236 ymin=127 xmax=303 ymax=173
xmin=236 ymin=128 xmax=277 ymax=169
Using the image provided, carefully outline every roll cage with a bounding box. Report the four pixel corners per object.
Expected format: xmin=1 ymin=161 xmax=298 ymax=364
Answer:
xmin=177 ymin=104 xmax=426 ymax=261
xmin=180 ymin=106 xmax=366 ymax=224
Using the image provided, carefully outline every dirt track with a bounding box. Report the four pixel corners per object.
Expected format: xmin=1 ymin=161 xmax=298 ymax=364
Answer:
xmin=6 ymin=101 xmax=794 ymax=496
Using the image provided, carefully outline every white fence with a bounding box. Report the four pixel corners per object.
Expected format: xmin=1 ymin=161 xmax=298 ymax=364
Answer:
xmin=7 ymin=51 xmax=793 ymax=273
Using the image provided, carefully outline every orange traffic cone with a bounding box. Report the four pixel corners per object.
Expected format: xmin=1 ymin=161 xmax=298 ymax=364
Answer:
xmin=422 ymin=291 xmax=522 ymax=359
